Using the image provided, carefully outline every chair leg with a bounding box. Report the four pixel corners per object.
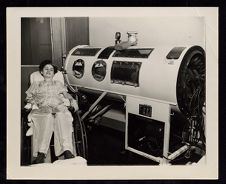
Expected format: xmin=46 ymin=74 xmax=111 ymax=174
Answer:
xmin=49 ymin=134 xmax=58 ymax=162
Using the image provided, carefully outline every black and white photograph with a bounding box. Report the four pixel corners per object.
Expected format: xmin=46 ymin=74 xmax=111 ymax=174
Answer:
xmin=7 ymin=7 xmax=218 ymax=180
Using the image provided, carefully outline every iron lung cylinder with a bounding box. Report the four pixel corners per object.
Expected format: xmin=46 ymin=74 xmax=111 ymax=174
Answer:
xmin=64 ymin=45 xmax=205 ymax=117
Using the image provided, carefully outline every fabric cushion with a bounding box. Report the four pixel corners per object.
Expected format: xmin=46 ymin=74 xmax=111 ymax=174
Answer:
xmin=30 ymin=71 xmax=64 ymax=84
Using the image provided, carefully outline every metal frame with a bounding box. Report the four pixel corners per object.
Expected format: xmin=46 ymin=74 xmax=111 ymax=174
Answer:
xmin=81 ymin=91 xmax=108 ymax=121
xmin=125 ymin=96 xmax=189 ymax=165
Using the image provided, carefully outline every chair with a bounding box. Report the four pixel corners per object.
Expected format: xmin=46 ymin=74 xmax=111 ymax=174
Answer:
xmin=21 ymin=70 xmax=88 ymax=165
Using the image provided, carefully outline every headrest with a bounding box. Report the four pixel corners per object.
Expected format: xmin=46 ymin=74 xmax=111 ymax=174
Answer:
xmin=30 ymin=71 xmax=64 ymax=84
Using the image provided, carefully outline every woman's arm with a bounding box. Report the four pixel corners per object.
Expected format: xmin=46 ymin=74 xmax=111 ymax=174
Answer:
xmin=57 ymin=81 xmax=79 ymax=111
xmin=25 ymin=82 xmax=38 ymax=106
xmin=62 ymin=91 xmax=79 ymax=111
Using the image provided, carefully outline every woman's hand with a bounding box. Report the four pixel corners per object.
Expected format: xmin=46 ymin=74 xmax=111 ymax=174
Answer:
xmin=70 ymin=99 xmax=79 ymax=112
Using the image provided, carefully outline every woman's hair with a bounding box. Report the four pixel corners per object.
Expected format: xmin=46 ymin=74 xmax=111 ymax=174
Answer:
xmin=39 ymin=60 xmax=58 ymax=74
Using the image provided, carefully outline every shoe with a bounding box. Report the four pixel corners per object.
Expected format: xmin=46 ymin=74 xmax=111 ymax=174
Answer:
xmin=64 ymin=150 xmax=75 ymax=159
xmin=32 ymin=152 xmax=46 ymax=164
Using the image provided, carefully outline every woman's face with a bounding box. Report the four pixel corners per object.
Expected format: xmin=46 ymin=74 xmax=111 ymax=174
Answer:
xmin=41 ymin=64 xmax=54 ymax=79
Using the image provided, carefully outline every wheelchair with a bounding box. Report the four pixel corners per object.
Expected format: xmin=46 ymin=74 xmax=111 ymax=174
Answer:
xmin=21 ymin=70 xmax=88 ymax=165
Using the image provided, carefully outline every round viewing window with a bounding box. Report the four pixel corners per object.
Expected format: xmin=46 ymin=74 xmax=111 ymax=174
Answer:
xmin=72 ymin=59 xmax=85 ymax=79
xmin=92 ymin=60 xmax=107 ymax=82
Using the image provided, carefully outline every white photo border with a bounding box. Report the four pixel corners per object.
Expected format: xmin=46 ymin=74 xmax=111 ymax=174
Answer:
xmin=7 ymin=7 xmax=218 ymax=180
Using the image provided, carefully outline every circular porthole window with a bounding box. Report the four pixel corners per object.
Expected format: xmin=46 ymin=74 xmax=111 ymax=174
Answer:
xmin=92 ymin=60 xmax=107 ymax=82
xmin=72 ymin=59 xmax=85 ymax=79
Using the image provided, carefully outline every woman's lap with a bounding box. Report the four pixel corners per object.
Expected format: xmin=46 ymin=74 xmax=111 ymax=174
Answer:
xmin=30 ymin=110 xmax=74 ymax=156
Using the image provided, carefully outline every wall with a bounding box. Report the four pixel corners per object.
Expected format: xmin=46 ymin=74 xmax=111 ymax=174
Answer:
xmin=65 ymin=17 xmax=89 ymax=53
xmin=89 ymin=17 xmax=205 ymax=47
xmin=21 ymin=18 xmax=52 ymax=65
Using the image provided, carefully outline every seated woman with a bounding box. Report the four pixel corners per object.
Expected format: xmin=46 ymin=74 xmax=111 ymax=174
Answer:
xmin=25 ymin=60 xmax=79 ymax=164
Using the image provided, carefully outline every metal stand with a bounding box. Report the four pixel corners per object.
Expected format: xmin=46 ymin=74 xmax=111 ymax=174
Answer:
xmin=125 ymin=96 xmax=190 ymax=165
xmin=81 ymin=91 xmax=108 ymax=121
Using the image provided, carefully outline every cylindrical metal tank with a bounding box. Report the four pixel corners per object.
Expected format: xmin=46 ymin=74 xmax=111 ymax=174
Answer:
xmin=64 ymin=45 xmax=205 ymax=117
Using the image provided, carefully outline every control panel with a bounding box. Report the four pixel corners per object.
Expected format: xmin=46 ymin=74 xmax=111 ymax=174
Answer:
xmin=139 ymin=104 xmax=152 ymax=117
